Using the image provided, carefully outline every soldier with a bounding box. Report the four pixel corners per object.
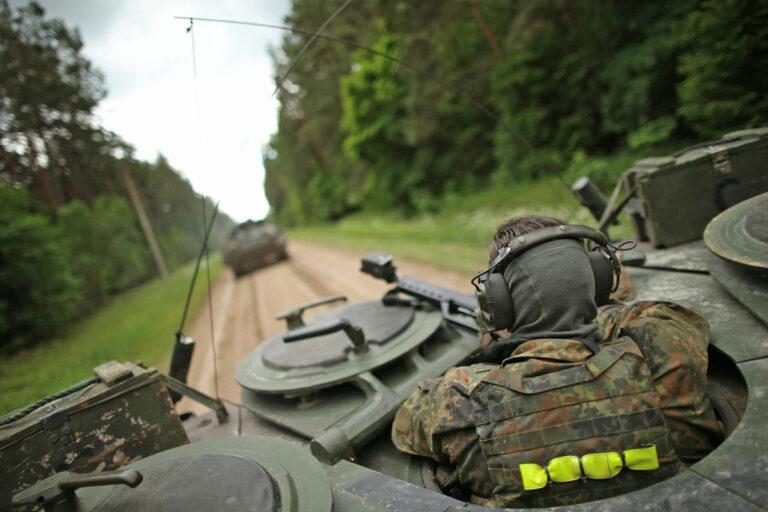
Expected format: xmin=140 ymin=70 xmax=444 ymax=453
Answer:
xmin=391 ymin=215 xmax=722 ymax=507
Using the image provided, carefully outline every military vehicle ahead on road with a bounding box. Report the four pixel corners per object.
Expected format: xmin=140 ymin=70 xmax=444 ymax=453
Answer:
xmin=223 ymin=220 xmax=288 ymax=277
xmin=2 ymin=128 xmax=767 ymax=511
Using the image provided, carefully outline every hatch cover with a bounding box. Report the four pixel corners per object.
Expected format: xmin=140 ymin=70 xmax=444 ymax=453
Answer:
xmin=262 ymin=301 xmax=414 ymax=370
xmin=92 ymin=455 xmax=278 ymax=511
xmin=704 ymin=192 xmax=768 ymax=269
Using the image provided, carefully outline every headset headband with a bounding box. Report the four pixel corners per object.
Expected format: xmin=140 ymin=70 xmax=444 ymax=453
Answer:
xmin=473 ymin=224 xmax=610 ymax=286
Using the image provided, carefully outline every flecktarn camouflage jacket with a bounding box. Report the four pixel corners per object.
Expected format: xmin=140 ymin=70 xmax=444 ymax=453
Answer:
xmin=392 ymin=302 xmax=722 ymax=506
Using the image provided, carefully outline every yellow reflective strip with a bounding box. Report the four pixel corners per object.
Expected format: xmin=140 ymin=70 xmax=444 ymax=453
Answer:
xmin=521 ymin=445 xmax=660 ymax=492
xmin=519 ymin=463 xmax=548 ymax=490
xmin=581 ymin=452 xmax=623 ymax=479
xmin=624 ymin=445 xmax=659 ymax=471
xmin=547 ymin=455 xmax=581 ymax=483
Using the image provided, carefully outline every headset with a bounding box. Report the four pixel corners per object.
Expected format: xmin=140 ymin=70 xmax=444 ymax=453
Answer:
xmin=471 ymin=224 xmax=625 ymax=335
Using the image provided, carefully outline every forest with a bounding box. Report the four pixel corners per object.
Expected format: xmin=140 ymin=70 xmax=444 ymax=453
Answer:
xmin=265 ymin=0 xmax=768 ymax=224
xmin=0 ymin=2 xmax=234 ymax=351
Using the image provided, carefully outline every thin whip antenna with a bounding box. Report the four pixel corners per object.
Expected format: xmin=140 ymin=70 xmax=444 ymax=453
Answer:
xmin=272 ymin=0 xmax=354 ymax=97
xmin=174 ymin=15 xmax=577 ymax=216
xmin=176 ymin=202 xmax=219 ymax=338
xmin=202 ymin=198 xmax=220 ymax=399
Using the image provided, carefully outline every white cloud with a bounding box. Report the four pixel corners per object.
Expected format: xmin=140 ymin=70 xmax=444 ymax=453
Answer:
xmin=13 ymin=0 xmax=292 ymax=222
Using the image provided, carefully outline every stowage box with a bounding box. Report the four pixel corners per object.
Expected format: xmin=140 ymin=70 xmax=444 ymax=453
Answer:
xmin=0 ymin=361 xmax=188 ymax=509
xmin=623 ymin=128 xmax=768 ymax=248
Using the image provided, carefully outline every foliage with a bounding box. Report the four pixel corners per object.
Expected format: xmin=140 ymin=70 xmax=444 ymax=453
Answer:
xmin=266 ymin=0 xmax=768 ymax=225
xmin=677 ymin=0 xmax=768 ymax=137
xmin=341 ymin=34 xmax=414 ymax=209
xmin=0 ymin=186 xmax=80 ymax=350
xmin=0 ymin=2 xmax=235 ymax=351
xmin=58 ymin=196 xmax=151 ymax=311
xmin=0 ymin=255 xmax=222 ymax=415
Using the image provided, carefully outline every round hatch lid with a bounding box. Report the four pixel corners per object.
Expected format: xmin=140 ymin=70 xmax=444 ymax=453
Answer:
xmin=77 ymin=437 xmax=332 ymax=512
xmin=261 ymin=301 xmax=415 ymax=370
xmin=236 ymin=301 xmax=442 ymax=394
xmin=704 ymin=192 xmax=768 ymax=269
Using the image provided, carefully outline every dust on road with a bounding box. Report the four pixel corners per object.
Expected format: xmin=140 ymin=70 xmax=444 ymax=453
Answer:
xmin=178 ymin=240 xmax=474 ymax=415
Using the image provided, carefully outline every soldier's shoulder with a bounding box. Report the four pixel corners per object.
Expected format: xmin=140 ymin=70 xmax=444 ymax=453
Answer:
xmin=443 ymin=363 xmax=498 ymax=394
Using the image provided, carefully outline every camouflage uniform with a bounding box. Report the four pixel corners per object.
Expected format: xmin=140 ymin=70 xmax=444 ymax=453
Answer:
xmin=392 ymin=302 xmax=721 ymax=506
xmin=597 ymin=301 xmax=723 ymax=462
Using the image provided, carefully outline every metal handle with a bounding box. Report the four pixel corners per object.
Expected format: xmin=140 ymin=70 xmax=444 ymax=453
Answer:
xmin=13 ymin=469 xmax=143 ymax=510
xmin=276 ymin=294 xmax=347 ymax=329
xmin=59 ymin=470 xmax=143 ymax=491
xmin=283 ymin=318 xmax=367 ymax=351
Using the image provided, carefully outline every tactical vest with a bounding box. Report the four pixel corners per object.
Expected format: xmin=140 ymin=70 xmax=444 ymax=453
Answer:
xmin=470 ymin=337 xmax=680 ymax=508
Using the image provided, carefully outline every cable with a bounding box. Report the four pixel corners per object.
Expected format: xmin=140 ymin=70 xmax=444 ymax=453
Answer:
xmin=272 ymin=0 xmax=355 ymax=97
xmin=0 ymin=377 xmax=99 ymax=426
xmin=174 ymin=15 xmax=578 ymax=214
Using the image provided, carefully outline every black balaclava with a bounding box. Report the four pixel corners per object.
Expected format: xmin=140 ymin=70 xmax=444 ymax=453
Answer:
xmin=502 ymin=238 xmax=600 ymax=342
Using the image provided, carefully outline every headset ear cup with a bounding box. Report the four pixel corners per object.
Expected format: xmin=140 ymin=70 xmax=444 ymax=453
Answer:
xmin=487 ymin=273 xmax=515 ymax=331
xmin=588 ymin=250 xmax=614 ymax=306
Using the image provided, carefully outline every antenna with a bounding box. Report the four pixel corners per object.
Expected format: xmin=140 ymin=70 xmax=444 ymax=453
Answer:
xmin=173 ymin=15 xmax=578 ymax=214
xmin=201 ymin=198 xmax=220 ymax=399
xmin=272 ymin=0 xmax=354 ymax=97
xmin=168 ymin=201 xmax=219 ymax=399
xmin=176 ymin=202 xmax=219 ymax=339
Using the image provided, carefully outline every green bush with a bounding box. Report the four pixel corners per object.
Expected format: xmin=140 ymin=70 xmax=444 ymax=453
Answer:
xmin=677 ymin=0 xmax=768 ymax=137
xmin=0 ymin=187 xmax=82 ymax=351
xmin=58 ymin=196 xmax=151 ymax=311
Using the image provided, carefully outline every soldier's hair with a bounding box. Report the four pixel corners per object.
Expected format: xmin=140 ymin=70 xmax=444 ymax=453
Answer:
xmin=489 ymin=215 xmax=564 ymax=264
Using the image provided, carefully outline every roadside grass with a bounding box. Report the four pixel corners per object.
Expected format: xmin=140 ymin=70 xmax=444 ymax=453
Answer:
xmin=292 ymin=177 xmax=624 ymax=275
xmin=0 ymin=254 xmax=222 ymax=415
xmin=291 ymin=142 xmax=691 ymax=274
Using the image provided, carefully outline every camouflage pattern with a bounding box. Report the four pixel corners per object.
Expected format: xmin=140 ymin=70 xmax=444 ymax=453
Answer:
xmin=597 ymin=301 xmax=723 ymax=462
xmin=471 ymin=337 xmax=679 ymax=507
xmin=392 ymin=301 xmax=723 ymax=505
xmin=393 ymin=337 xmax=680 ymax=507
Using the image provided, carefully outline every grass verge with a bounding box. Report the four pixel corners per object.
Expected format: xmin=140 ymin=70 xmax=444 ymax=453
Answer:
xmin=292 ymin=177 xmax=624 ymax=275
xmin=0 ymin=254 xmax=222 ymax=415
xmin=291 ymin=142 xmax=692 ymax=273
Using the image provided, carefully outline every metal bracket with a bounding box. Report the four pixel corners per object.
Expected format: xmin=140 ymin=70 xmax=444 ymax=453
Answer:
xmin=711 ymin=147 xmax=733 ymax=174
xmin=162 ymin=375 xmax=229 ymax=424
xmin=276 ymin=294 xmax=347 ymax=330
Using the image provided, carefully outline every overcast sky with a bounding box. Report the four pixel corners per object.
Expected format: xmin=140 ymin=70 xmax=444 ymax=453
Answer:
xmin=13 ymin=0 xmax=292 ymax=222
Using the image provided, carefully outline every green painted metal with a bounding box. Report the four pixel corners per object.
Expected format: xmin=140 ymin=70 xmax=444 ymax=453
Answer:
xmin=624 ymin=127 xmax=768 ymax=248
xmin=0 ymin=363 xmax=188 ymax=511
xmin=236 ymin=305 xmax=443 ymax=394
xmin=72 ymin=437 xmax=333 ymax=512
xmin=704 ymin=192 xmax=768 ymax=269
xmin=239 ymin=302 xmax=479 ymax=463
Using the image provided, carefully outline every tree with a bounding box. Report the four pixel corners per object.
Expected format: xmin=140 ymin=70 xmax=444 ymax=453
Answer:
xmin=677 ymin=0 xmax=768 ymax=137
xmin=0 ymin=186 xmax=81 ymax=350
xmin=0 ymin=1 xmax=105 ymax=209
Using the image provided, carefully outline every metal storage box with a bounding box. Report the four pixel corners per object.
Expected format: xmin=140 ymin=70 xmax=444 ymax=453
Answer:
xmin=624 ymin=128 xmax=768 ymax=248
xmin=0 ymin=362 xmax=188 ymax=509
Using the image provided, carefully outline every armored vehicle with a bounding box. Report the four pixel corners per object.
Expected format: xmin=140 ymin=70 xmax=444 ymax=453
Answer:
xmin=2 ymin=128 xmax=768 ymax=511
xmin=223 ymin=220 xmax=288 ymax=277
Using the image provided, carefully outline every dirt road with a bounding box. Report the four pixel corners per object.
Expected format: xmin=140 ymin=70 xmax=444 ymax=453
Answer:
xmin=178 ymin=240 xmax=474 ymax=415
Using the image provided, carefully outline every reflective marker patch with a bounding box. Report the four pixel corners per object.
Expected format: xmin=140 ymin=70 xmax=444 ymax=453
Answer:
xmin=520 ymin=445 xmax=659 ymax=491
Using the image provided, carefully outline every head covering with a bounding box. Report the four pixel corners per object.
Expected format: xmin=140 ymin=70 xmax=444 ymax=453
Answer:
xmin=502 ymin=238 xmax=600 ymax=342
